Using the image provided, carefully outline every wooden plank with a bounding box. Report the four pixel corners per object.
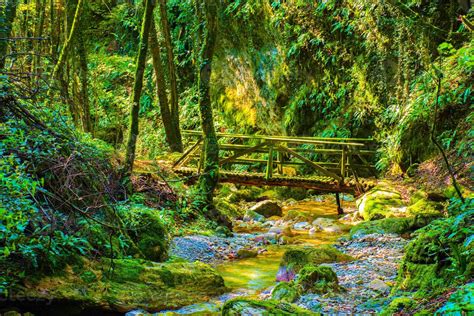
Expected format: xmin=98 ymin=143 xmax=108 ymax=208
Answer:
xmin=276 ymin=145 xmax=343 ymax=183
xmin=183 ymin=130 xmax=374 ymax=143
xmin=219 ymin=141 xmax=270 ymax=166
xmin=172 ymin=137 xmax=203 ymax=168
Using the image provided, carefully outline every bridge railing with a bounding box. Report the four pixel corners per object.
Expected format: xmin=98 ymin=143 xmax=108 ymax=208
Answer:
xmin=173 ymin=130 xmax=377 ymax=186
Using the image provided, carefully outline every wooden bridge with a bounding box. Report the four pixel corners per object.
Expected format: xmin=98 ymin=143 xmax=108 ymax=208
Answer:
xmin=173 ymin=130 xmax=377 ymax=195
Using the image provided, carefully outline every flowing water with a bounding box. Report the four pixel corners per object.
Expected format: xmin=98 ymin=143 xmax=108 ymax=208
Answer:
xmin=159 ymin=198 xmax=352 ymax=315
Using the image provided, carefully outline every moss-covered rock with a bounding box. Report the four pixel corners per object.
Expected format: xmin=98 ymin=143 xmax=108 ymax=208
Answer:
xmin=271 ymin=282 xmax=300 ymax=303
xmin=236 ymin=248 xmax=258 ymax=259
xmin=356 ymin=184 xmax=404 ymax=221
xmin=222 ymin=298 xmax=316 ymax=315
xmin=276 ymin=246 xmax=353 ymax=281
xmin=396 ymin=209 xmax=473 ymax=295
xmin=249 ymin=200 xmax=282 ymax=217
xmin=406 ymin=199 xmax=443 ymax=217
xmin=215 ymin=197 xmax=242 ymax=219
xmin=243 ymin=209 xmax=265 ymax=222
xmin=380 ymin=297 xmax=416 ymax=315
xmin=20 ymin=258 xmax=227 ymax=313
xmin=349 ymin=217 xmax=413 ymax=239
xmin=117 ymin=205 xmax=169 ymax=262
xmin=295 ymin=265 xmax=341 ymax=294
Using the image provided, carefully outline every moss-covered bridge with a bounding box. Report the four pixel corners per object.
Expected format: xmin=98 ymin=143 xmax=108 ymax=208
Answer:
xmin=173 ymin=131 xmax=377 ymax=195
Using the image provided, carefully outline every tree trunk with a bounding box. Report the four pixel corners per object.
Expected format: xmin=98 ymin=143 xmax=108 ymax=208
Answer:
xmin=193 ymin=0 xmax=224 ymax=223
xmin=77 ymin=5 xmax=92 ymax=133
xmin=0 ymin=0 xmax=18 ymax=70
xmin=123 ymin=0 xmax=155 ymax=177
xmin=149 ymin=20 xmax=180 ymax=151
xmin=158 ymin=0 xmax=183 ymax=152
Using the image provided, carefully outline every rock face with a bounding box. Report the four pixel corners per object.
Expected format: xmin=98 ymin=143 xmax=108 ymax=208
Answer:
xmin=222 ymin=298 xmax=314 ymax=315
xmin=249 ymin=200 xmax=282 ymax=218
xmin=356 ymin=184 xmax=404 ymax=221
xmin=20 ymin=258 xmax=227 ymax=313
xmin=277 ymin=246 xmax=353 ymax=281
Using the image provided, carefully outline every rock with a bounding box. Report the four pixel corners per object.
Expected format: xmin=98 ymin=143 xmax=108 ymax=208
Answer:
xmin=312 ymin=217 xmax=346 ymax=233
xmin=268 ymin=226 xmax=283 ymax=234
xmin=222 ymin=298 xmax=313 ymax=315
xmin=308 ymin=227 xmax=319 ymax=235
xmin=249 ymin=200 xmax=282 ymax=217
xmin=21 ymin=258 xmax=227 ymax=313
xmin=349 ymin=217 xmax=414 ymax=239
xmin=284 ymin=209 xmax=313 ymax=222
xmin=295 ymin=265 xmax=341 ymax=294
xmin=356 ymin=184 xmax=405 ymax=221
xmin=406 ymin=199 xmax=443 ymax=217
xmin=243 ymin=210 xmax=265 ymax=222
xmin=237 ymin=248 xmax=258 ymax=259
xmin=368 ymin=279 xmax=390 ymax=293
xmin=277 ymin=246 xmax=353 ymax=281
xmin=293 ymin=221 xmax=310 ymax=230
xmin=281 ymin=225 xmax=294 ymax=237
xmin=215 ymin=226 xmax=233 ymax=237
xmin=271 ymin=282 xmax=300 ymax=303
xmin=117 ymin=205 xmax=169 ymax=262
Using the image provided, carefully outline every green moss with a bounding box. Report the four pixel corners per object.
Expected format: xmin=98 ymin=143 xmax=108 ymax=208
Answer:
xmin=380 ymin=297 xmax=416 ymax=315
xmin=117 ymin=205 xmax=170 ymax=262
xmin=271 ymin=282 xmax=300 ymax=303
xmin=215 ymin=197 xmax=242 ymax=219
xmin=222 ymin=298 xmax=316 ymax=315
xmin=20 ymin=258 xmax=227 ymax=312
xmin=407 ymin=199 xmax=443 ymax=217
xmin=295 ymin=265 xmax=341 ymax=294
xmin=356 ymin=185 xmax=404 ymax=221
xmin=279 ymin=245 xmax=353 ymax=277
xmin=349 ymin=217 xmax=413 ymax=238
xmin=410 ymin=190 xmax=428 ymax=204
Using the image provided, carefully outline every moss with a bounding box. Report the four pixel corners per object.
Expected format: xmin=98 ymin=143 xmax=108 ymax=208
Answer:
xmin=243 ymin=209 xmax=265 ymax=222
xmin=284 ymin=209 xmax=314 ymax=222
xmin=215 ymin=197 xmax=242 ymax=219
xmin=356 ymin=185 xmax=404 ymax=221
xmin=295 ymin=265 xmax=340 ymax=294
xmin=380 ymin=297 xmax=416 ymax=315
xmin=410 ymin=190 xmax=429 ymax=204
xmin=117 ymin=205 xmax=170 ymax=262
xmin=349 ymin=217 xmax=413 ymax=238
xmin=228 ymin=186 xmax=262 ymax=202
xmin=222 ymin=298 xmax=316 ymax=315
xmin=407 ymin=199 xmax=443 ymax=217
xmin=271 ymin=282 xmax=300 ymax=303
xmin=277 ymin=246 xmax=353 ymax=281
xmin=20 ymin=258 xmax=227 ymax=313
xmin=236 ymin=248 xmax=258 ymax=259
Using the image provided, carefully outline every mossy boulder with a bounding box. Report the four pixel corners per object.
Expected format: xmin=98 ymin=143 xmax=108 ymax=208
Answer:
xmin=396 ymin=209 xmax=473 ymax=295
xmin=236 ymin=248 xmax=258 ymax=259
xmin=117 ymin=205 xmax=169 ymax=262
xmin=406 ymin=199 xmax=443 ymax=217
xmin=284 ymin=209 xmax=314 ymax=222
xmin=20 ymin=258 xmax=227 ymax=313
xmin=249 ymin=200 xmax=282 ymax=217
xmin=380 ymin=297 xmax=416 ymax=316
xmin=215 ymin=198 xmax=242 ymax=219
xmin=356 ymin=184 xmax=404 ymax=221
xmin=277 ymin=246 xmax=353 ymax=281
xmin=295 ymin=265 xmax=340 ymax=294
xmin=349 ymin=217 xmax=413 ymax=239
xmin=271 ymin=282 xmax=300 ymax=303
xmin=222 ymin=298 xmax=315 ymax=315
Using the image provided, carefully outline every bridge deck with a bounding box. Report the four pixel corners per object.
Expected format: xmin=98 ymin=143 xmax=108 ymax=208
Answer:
xmin=175 ymin=167 xmax=374 ymax=193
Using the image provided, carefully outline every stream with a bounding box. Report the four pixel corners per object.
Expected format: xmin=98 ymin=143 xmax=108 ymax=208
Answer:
xmin=152 ymin=198 xmax=362 ymax=315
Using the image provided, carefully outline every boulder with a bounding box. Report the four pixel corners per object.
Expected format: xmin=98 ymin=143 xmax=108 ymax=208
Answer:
xmin=249 ymin=200 xmax=282 ymax=217
xmin=271 ymin=282 xmax=300 ymax=303
xmin=236 ymin=248 xmax=258 ymax=259
xmin=21 ymin=258 xmax=227 ymax=313
xmin=222 ymin=299 xmax=313 ymax=316
xmin=295 ymin=265 xmax=341 ymax=294
xmin=349 ymin=217 xmax=414 ymax=239
xmin=312 ymin=217 xmax=346 ymax=233
xmin=356 ymin=184 xmax=405 ymax=221
xmin=276 ymin=246 xmax=353 ymax=281
xmin=368 ymin=279 xmax=391 ymax=293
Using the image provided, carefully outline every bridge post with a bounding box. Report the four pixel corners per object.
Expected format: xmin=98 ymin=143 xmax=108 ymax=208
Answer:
xmin=265 ymin=145 xmax=274 ymax=180
xmin=341 ymin=147 xmax=346 ymax=182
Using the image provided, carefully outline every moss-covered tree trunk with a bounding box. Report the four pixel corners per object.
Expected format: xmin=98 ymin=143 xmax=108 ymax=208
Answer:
xmin=77 ymin=7 xmax=92 ymax=133
xmin=149 ymin=20 xmax=181 ymax=152
xmin=194 ymin=0 xmax=230 ymax=228
xmin=158 ymin=0 xmax=183 ymax=152
xmin=0 ymin=0 xmax=18 ymax=70
xmin=123 ymin=0 xmax=155 ymax=177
